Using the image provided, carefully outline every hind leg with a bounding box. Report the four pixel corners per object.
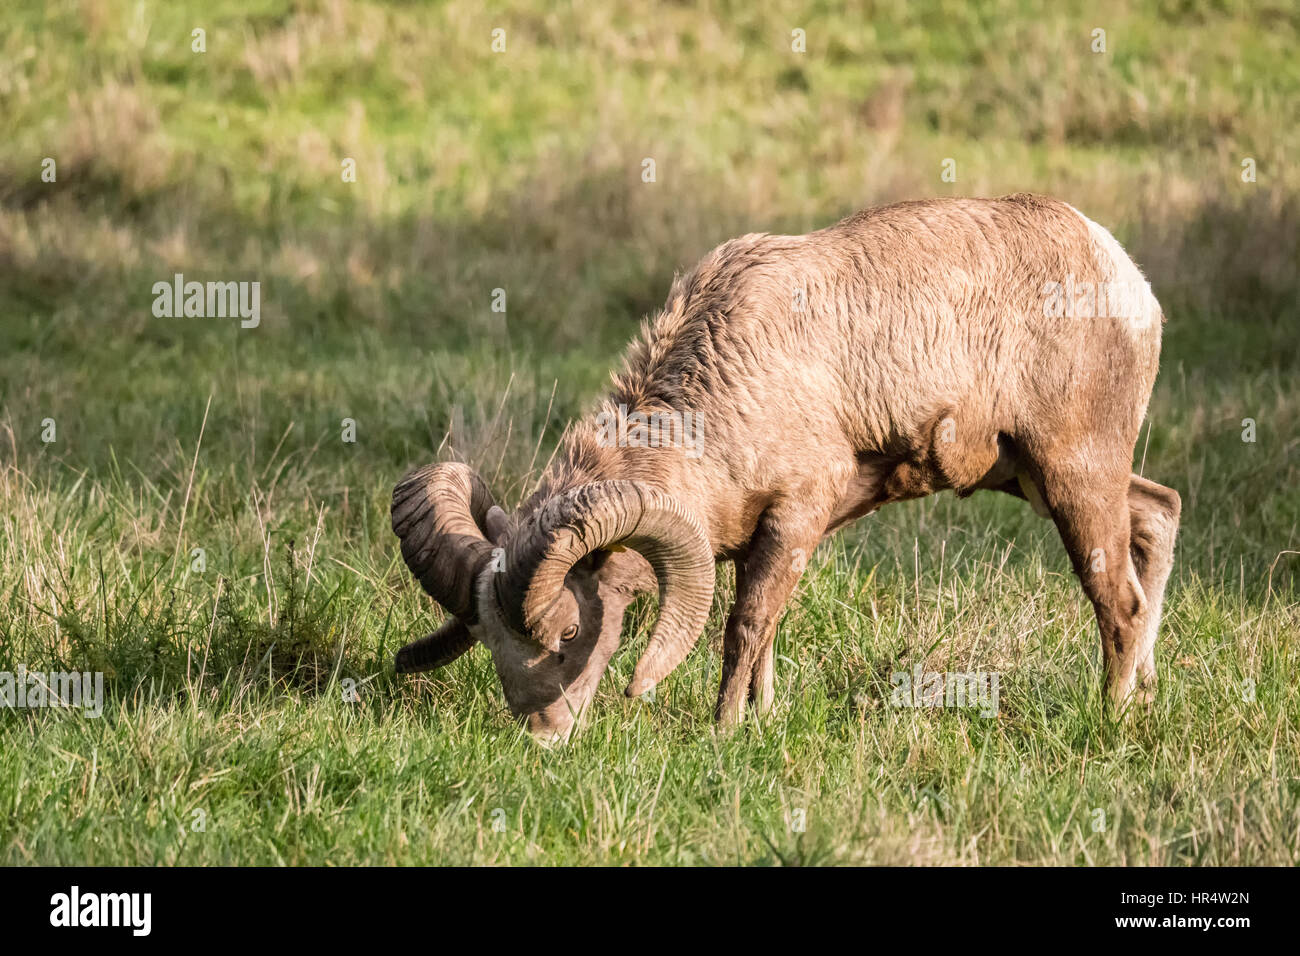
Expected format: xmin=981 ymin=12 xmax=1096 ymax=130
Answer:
xmin=1127 ymin=475 xmax=1181 ymax=700
xmin=1038 ymin=464 xmax=1151 ymax=710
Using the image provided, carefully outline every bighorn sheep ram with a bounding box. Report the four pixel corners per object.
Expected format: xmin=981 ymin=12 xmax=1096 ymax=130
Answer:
xmin=392 ymin=194 xmax=1181 ymax=741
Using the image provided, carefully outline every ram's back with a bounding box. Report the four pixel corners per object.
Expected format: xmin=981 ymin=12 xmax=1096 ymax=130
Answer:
xmin=614 ymin=194 xmax=1162 ymax=481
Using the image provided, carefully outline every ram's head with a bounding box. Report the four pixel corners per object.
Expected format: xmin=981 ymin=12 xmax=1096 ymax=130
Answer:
xmin=391 ymin=463 xmax=714 ymax=742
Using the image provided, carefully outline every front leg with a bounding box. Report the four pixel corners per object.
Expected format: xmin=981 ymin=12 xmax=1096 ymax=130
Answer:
xmin=715 ymin=505 xmax=824 ymax=727
xmin=748 ymin=639 xmax=776 ymax=715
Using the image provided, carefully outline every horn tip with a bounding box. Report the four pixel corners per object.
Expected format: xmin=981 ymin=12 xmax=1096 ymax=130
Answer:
xmin=394 ymin=648 xmax=417 ymax=674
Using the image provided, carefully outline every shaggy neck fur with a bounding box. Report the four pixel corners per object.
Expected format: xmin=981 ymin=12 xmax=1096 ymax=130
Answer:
xmin=521 ymin=406 xmax=688 ymax=519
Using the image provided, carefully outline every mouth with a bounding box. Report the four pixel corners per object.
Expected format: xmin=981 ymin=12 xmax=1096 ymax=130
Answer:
xmin=523 ymin=678 xmax=596 ymax=743
xmin=525 ymin=706 xmax=579 ymax=744
xmin=528 ymin=722 xmax=574 ymax=747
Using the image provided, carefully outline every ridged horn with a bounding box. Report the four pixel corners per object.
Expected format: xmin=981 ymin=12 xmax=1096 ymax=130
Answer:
xmin=498 ymin=481 xmax=714 ymax=695
xmin=391 ymin=461 xmax=501 ymax=624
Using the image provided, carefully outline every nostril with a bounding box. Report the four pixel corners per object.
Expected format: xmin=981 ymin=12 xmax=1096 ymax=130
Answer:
xmin=556 ymin=653 xmax=566 ymax=664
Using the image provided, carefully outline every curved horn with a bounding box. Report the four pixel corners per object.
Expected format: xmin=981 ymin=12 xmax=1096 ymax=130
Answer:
xmin=499 ymin=481 xmax=714 ymax=696
xmin=394 ymin=617 xmax=477 ymax=673
xmin=395 ymin=621 xmax=483 ymax=671
xmin=391 ymin=462 xmax=502 ymax=624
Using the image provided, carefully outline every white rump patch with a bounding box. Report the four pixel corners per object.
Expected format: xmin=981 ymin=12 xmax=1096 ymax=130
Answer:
xmin=1066 ymin=204 xmax=1161 ymax=330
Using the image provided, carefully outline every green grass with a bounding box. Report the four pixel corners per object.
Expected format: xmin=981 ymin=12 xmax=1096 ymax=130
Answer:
xmin=1 ymin=0 xmax=1297 ymax=864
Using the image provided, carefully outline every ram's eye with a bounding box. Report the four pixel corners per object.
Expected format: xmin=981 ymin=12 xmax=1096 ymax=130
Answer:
xmin=560 ymin=624 xmax=578 ymax=642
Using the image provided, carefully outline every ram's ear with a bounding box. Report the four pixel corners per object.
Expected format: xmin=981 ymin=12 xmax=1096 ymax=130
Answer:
xmin=596 ymin=549 xmax=657 ymax=596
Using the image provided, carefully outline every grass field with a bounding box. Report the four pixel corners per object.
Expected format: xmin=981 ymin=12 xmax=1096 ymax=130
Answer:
xmin=1 ymin=0 xmax=1298 ymax=865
